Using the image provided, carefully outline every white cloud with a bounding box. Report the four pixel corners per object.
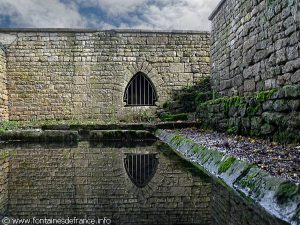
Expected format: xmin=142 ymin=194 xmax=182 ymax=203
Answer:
xmin=125 ymin=0 xmax=220 ymax=30
xmin=78 ymin=0 xmax=148 ymax=16
xmin=0 ymin=0 xmax=221 ymax=30
xmin=0 ymin=0 xmax=86 ymax=28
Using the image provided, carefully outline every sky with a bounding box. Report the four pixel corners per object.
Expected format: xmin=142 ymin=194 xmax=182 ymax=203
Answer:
xmin=0 ymin=0 xmax=220 ymax=31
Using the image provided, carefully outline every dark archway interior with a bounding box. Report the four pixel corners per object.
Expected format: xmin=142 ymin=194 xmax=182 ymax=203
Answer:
xmin=124 ymin=72 xmax=157 ymax=106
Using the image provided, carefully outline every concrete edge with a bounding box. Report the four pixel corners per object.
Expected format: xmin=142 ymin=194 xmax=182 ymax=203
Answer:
xmin=155 ymin=129 xmax=300 ymax=225
xmin=0 ymin=28 xmax=210 ymax=35
xmin=208 ymin=0 xmax=227 ymax=21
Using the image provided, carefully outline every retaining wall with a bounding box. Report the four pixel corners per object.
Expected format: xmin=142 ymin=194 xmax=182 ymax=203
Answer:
xmin=0 ymin=47 xmax=8 ymax=121
xmin=209 ymin=0 xmax=300 ymax=97
xmin=197 ymin=84 xmax=300 ymax=143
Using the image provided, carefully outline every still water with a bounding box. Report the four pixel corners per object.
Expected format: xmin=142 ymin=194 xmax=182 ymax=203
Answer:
xmin=0 ymin=141 xmax=288 ymax=225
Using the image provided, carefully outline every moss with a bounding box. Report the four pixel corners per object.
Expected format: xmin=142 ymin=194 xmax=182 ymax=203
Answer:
xmin=159 ymin=112 xmax=189 ymax=122
xmin=0 ymin=150 xmax=10 ymax=160
xmin=198 ymin=95 xmax=245 ymax=117
xmin=236 ymin=166 xmax=260 ymax=195
xmin=255 ymin=89 xmax=277 ymax=101
xmin=248 ymin=105 xmax=261 ymax=115
xmin=0 ymin=121 xmax=19 ymax=133
xmin=273 ymin=130 xmax=299 ymax=144
xmin=226 ymin=127 xmax=237 ymax=135
xmin=171 ymin=134 xmax=185 ymax=146
xmin=250 ymin=130 xmax=261 ymax=137
xmin=218 ymin=156 xmax=236 ymax=174
xmin=275 ymin=181 xmax=300 ymax=204
xmin=192 ymin=145 xmax=201 ymax=154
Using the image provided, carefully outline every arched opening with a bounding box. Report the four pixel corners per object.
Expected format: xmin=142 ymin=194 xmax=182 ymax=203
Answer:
xmin=124 ymin=153 xmax=158 ymax=188
xmin=124 ymin=72 xmax=157 ymax=106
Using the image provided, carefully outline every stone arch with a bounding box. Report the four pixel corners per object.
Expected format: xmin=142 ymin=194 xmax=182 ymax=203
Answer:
xmin=123 ymin=72 xmax=157 ymax=106
xmin=123 ymin=62 xmax=164 ymax=105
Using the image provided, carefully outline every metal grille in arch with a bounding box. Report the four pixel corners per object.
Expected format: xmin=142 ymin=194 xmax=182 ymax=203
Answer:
xmin=124 ymin=72 xmax=157 ymax=106
xmin=124 ymin=153 xmax=158 ymax=188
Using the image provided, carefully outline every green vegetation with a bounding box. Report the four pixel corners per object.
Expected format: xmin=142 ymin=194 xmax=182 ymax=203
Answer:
xmin=250 ymin=130 xmax=261 ymax=137
xmin=226 ymin=127 xmax=237 ymax=135
xmin=218 ymin=156 xmax=236 ymax=174
xmin=0 ymin=120 xmax=19 ymax=134
xmin=247 ymin=104 xmax=261 ymax=115
xmin=275 ymin=181 xmax=300 ymax=204
xmin=255 ymin=90 xmax=277 ymax=101
xmin=272 ymin=130 xmax=300 ymax=144
xmin=162 ymin=77 xmax=212 ymax=115
xmin=0 ymin=150 xmax=10 ymax=160
xmin=159 ymin=112 xmax=189 ymax=122
xmin=192 ymin=145 xmax=203 ymax=154
xmin=171 ymin=134 xmax=185 ymax=146
xmin=236 ymin=167 xmax=260 ymax=195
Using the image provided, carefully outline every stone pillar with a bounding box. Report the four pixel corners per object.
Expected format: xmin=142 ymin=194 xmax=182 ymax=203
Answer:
xmin=0 ymin=46 xmax=8 ymax=121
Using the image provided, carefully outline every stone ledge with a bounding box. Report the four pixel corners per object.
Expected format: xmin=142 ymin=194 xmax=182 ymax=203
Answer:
xmin=89 ymin=130 xmax=156 ymax=141
xmin=208 ymin=0 xmax=227 ymax=21
xmin=0 ymin=130 xmax=79 ymax=143
xmin=0 ymin=28 xmax=210 ymax=35
xmin=155 ymin=129 xmax=300 ymax=225
xmin=41 ymin=122 xmax=201 ymax=131
xmin=0 ymin=122 xmax=201 ymax=143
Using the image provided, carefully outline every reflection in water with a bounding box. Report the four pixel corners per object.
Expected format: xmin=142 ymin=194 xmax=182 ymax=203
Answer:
xmin=0 ymin=141 xmax=289 ymax=225
xmin=124 ymin=154 xmax=158 ymax=188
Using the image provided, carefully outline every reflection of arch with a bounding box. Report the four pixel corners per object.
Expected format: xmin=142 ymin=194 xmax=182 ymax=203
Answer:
xmin=123 ymin=72 xmax=157 ymax=106
xmin=124 ymin=153 xmax=158 ymax=188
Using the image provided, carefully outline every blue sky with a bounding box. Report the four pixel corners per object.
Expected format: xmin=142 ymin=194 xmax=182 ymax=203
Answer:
xmin=0 ymin=0 xmax=220 ymax=31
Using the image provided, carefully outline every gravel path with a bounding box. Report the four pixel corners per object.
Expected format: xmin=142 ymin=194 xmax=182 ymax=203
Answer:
xmin=172 ymin=128 xmax=300 ymax=184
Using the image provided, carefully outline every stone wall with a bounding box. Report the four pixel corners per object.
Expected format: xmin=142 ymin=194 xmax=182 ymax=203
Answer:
xmin=198 ymin=85 xmax=300 ymax=143
xmin=0 ymin=29 xmax=210 ymax=121
xmin=212 ymin=181 xmax=288 ymax=225
xmin=5 ymin=142 xmax=212 ymax=224
xmin=0 ymin=150 xmax=9 ymax=215
xmin=210 ymin=0 xmax=300 ymax=97
xmin=156 ymin=129 xmax=298 ymax=224
xmin=0 ymin=47 xmax=8 ymax=121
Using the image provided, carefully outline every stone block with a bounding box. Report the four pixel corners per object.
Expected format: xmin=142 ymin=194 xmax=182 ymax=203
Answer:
xmin=244 ymin=79 xmax=256 ymax=92
xmin=261 ymin=123 xmax=275 ymax=135
xmin=273 ymin=100 xmax=289 ymax=112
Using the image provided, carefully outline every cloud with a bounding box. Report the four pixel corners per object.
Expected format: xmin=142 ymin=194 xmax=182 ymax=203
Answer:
xmin=81 ymin=0 xmax=220 ymax=30
xmin=0 ymin=0 xmax=221 ymax=30
xmin=78 ymin=0 xmax=148 ymax=16
xmin=135 ymin=0 xmax=219 ymax=30
xmin=0 ymin=0 xmax=86 ymax=28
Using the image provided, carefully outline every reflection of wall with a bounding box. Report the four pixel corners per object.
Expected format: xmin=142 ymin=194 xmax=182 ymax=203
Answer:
xmin=0 ymin=30 xmax=210 ymax=121
xmin=0 ymin=150 xmax=9 ymax=214
xmin=212 ymin=181 xmax=288 ymax=225
xmin=0 ymin=47 xmax=8 ymax=121
xmin=7 ymin=142 xmax=212 ymax=225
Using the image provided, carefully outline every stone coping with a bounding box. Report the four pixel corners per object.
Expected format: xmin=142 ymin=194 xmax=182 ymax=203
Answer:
xmin=156 ymin=129 xmax=300 ymax=225
xmin=0 ymin=28 xmax=210 ymax=34
xmin=208 ymin=0 xmax=227 ymax=21
xmin=0 ymin=122 xmax=201 ymax=143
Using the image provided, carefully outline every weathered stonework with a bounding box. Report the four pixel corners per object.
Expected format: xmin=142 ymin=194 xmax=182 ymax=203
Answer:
xmin=197 ymin=85 xmax=300 ymax=143
xmin=156 ymin=129 xmax=299 ymax=225
xmin=0 ymin=46 xmax=8 ymax=121
xmin=209 ymin=0 xmax=300 ymax=97
xmin=0 ymin=151 xmax=9 ymax=214
xmin=0 ymin=29 xmax=210 ymax=121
